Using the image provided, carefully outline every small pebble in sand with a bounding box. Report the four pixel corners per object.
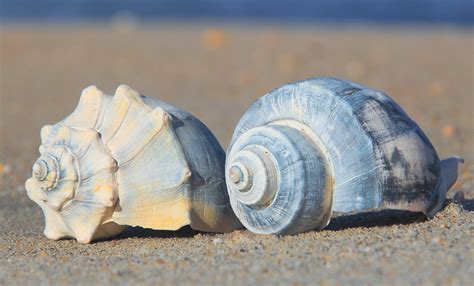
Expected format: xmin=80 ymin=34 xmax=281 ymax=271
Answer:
xmin=441 ymin=125 xmax=456 ymax=137
xmin=431 ymin=236 xmax=444 ymax=245
xmin=212 ymin=238 xmax=223 ymax=245
xmin=137 ymin=245 xmax=154 ymax=256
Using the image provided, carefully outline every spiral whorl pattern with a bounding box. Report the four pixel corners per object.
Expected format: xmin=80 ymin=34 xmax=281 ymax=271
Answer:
xmin=226 ymin=123 xmax=333 ymax=234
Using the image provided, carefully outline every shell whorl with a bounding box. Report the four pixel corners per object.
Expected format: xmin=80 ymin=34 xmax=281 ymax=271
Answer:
xmin=26 ymin=85 xmax=241 ymax=243
xmin=226 ymin=77 xmax=447 ymax=234
xmin=226 ymin=123 xmax=333 ymax=234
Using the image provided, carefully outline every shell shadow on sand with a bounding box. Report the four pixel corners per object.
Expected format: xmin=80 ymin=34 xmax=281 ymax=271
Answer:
xmin=110 ymin=226 xmax=201 ymax=241
xmin=461 ymin=199 xmax=474 ymax=211
xmin=325 ymin=210 xmax=426 ymax=231
xmin=326 ymin=199 xmax=473 ymax=231
xmin=111 ymin=212 xmax=427 ymax=239
xmin=103 ymin=200 xmax=473 ymax=241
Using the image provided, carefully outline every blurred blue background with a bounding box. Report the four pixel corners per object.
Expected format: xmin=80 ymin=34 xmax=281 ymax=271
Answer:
xmin=1 ymin=0 xmax=473 ymax=25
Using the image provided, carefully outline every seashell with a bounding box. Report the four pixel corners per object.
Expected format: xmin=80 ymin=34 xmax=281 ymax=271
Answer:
xmin=225 ymin=77 xmax=463 ymax=235
xmin=25 ymin=85 xmax=241 ymax=243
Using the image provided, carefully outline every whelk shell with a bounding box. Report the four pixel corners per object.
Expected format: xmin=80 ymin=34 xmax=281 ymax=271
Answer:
xmin=25 ymin=85 xmax=241 ymax=243
xmin=225 ymin=77 xmax=463 ymax=235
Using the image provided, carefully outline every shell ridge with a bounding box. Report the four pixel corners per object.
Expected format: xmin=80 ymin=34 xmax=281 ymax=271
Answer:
xmin=98 ymin=89 xmax=133 ymax=143
xmin=55 ymin=146 xmax=82 ymax=210
xmin=102 ymin=87 xmax=168 ymax=165
xmin=78 ymin=161 xmax=116 ymax=182
xmin=114 ymin=125 xmax=190 ymax=195
xmin=111 ymin=115 xmax=193 ymax=230
xmin=76 ymin=137 xmax=94 ymax=160
xmin=109 ymin=108 xmax=170 ymax=166
xmin=62 ymin=85 xmax=105 ymax=129
xmin=102 ymin=102 xmax=130 ymax=144
xmin=94 ymin=94 xmax=113 ymax=130
xmin=68 ymin=127 xmax=102 ymax=159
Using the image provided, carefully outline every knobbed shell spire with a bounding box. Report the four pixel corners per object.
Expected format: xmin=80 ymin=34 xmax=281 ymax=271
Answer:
xmin=225 ymin=77 xmax=463 ymax=235
xmin=26 ymin=85 xmax=241 ymax=243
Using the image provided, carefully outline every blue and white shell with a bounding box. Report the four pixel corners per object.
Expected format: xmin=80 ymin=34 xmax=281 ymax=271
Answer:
xmin=25 ymin=85 xmax=241 ymax=243
xmin=225 ymin=77 xmax=462 ymax=235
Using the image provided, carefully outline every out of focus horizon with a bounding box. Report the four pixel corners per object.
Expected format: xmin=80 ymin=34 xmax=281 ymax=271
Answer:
xmin=1 ymin=0 xmax=473 ymax=26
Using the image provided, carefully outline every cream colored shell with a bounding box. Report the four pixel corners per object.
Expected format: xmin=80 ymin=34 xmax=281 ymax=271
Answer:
xmin=26 ymin=85 xmax=241 ymax=243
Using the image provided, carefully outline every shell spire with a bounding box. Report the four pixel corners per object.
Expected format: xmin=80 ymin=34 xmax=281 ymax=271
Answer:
xmin=26 ymin=85 xmax=241 ymax=243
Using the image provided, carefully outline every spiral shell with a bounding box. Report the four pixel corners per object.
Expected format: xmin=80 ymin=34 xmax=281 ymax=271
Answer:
xmin=225 ymin=77 xmax=462 ymax=235
xmin=25 ymin=85 xmax=241 ymax=243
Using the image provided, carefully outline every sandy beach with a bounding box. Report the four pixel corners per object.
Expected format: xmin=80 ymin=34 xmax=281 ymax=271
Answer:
xmin=0 ymin=24 xmax=473 ymax=285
